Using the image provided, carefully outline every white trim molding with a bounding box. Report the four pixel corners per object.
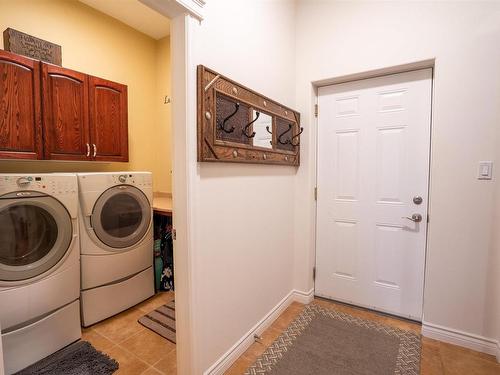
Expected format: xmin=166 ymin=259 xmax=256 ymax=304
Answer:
xmin=496 ymin=341 xmax=500 ymax=363
xmin=139 ymin=0 xmax=205 ymax=21
xmin=422 ymin=321 xmax=500 ymax=360
xmin=204 ymin=289 xmax=315 ymax=375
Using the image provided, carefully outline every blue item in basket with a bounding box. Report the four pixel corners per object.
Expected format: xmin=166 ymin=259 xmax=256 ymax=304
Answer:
xmin=154 ymin=245 xmax=163 ymax=291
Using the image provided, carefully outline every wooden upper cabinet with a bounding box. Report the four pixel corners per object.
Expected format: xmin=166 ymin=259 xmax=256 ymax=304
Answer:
xmin=41 ymin=63 xmax=90 ymax=160
xmin=0 ymin=50 xmax=42 ymax=159
xmin=0 ymin=49 xmax=129 ymax=162
xmin=89 ymin=76 xmax=128 ymax=162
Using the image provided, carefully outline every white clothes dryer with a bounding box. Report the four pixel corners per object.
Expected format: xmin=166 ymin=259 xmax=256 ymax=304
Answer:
xmin=0 ymin=174 xmax=81 ymax=375
xmin=77 ymin=172 xmax=154 ymax=326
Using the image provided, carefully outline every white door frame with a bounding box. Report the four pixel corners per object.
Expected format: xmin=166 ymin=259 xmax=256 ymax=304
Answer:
xmin=312 ymin=60 xmax=436 ymax=319
xmin=137 ymin=1 xmax=204 ymax=374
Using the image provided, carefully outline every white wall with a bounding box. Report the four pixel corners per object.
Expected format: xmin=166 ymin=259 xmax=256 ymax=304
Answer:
xmin=0 ymin=319 xmax=3 ymax=375
xmin=294 ymin=0 xmax=500 ymax=344
xmin=488 ymin=119 xmax=500 ymax=356
xmin=185 ymin=0 xmax=297 ymax=372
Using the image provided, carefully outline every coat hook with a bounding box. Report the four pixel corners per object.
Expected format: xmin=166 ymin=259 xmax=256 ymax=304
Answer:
xmin=243 ymin=111 xmax=259 ymax=138
xmin=219 ymin=102 xmax=240 ymax=133
xmin=266 ymin=126 xmax=273 ymax=145
xmin=278 ymin=124 xmax=293 ymax=145
xmin=290 ymin=127 xmax=304 ymax=146
xmin=164 ymin=95 xmax=171 ymax=104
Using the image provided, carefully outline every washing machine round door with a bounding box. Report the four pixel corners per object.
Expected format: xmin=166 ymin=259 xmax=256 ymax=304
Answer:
xmin=91 ymin=185 xmax=151 ymax=249
xmin=0 ymin=192 xmax=73 ymax=282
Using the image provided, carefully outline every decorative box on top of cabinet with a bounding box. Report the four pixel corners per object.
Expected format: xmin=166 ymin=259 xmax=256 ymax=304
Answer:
xmin=0 ymin=49 xmax=129 ymax=162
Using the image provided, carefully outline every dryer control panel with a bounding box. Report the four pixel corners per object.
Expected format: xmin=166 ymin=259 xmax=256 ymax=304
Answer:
xmin=110 ymin=173 xmax=152 ymax=188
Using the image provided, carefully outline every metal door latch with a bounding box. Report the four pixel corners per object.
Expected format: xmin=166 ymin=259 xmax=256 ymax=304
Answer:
xmin=402 ymin=214 xmax=423 ymax=223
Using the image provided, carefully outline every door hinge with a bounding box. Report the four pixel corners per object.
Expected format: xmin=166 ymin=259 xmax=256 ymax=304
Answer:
xmin=313 ymin=266 xmax=316 ymax=281
xmin=314 ymin=104 xmax=318 ymax=118
xmin=172 ymin=229 xmax=177 ymax=240
xmin=314 ymin=186 xmax=318 ymax=201
xmin=427 ymin=214 xmax=430 ymax=224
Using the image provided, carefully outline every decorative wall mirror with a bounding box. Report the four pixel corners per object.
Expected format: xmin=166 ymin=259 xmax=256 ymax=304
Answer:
xmin=252 ymin=110 xmax=273 ymax=149
xmin=197 ymin=65 xmax=302 ymax=166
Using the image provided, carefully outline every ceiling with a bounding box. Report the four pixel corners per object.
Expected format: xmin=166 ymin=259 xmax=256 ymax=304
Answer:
xmin=79 ymin=0 xmax=170 ymax=40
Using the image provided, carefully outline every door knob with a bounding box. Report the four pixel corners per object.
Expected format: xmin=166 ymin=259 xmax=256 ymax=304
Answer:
xmin=402 ymin=214 xmax=423 ymax=223
xmin=413 ymin=196 xmax=423 ymax=205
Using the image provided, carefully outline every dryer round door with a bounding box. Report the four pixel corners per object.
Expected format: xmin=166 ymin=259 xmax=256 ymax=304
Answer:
xmin=0 ymin=192 xmax=73 ymax=282
xmin=91 ymin=185 xmax=151 ymax=249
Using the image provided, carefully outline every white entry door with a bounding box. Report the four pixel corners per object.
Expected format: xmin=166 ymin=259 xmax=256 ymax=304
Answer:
xmin=315 ymin=69 xmax=432 ymax=320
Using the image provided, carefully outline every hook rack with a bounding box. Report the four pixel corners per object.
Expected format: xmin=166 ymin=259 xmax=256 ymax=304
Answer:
xmin=242 ymin=111 xmax=259 ymax=138
xmin=218 ymin=102 xmax=240 ymax=133
xmin=198 ymin=65 xmax=301 ymax=166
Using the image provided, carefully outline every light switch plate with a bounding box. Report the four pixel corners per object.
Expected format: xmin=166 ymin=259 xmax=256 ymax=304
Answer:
xmin=478 ymin=161 xmax=493 ymax=180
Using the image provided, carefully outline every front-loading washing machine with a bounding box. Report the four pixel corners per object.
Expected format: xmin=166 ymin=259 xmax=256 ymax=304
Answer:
xmin=0 ymin=173 xmax=81 ymax=375
xmin=77 ymin=172 xmax=154 ymax=326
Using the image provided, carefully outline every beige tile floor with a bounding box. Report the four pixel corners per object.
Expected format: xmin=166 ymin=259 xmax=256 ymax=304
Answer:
xmin=81 ymin=291 xmax=176 ymax=375
xmin=82 ymin=293 xmax=500 ymax=374
xmin=225 ymin=298 xmax=500 ymax=375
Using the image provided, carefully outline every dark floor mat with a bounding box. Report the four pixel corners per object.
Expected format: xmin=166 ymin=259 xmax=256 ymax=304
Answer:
xmin=14 ymin=341 xmax=119 ymax=375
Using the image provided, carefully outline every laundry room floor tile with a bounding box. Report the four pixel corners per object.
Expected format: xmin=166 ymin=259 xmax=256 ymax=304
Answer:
xmin=141 ymin=367 xmax=164 ymax=375
xmin=120 ymin=328 xmax=176 ymax=365
xmin=81 ymin=292 xmax=177 ymax=375
xmin=105 ymin=345 xmax=149 ymax=375
xmin=92 ymin=307 xmax=146 ymax=343
xmin=81 ymin=328 xmax=114 ymax=352
xmin=153 ymin=348 xmax=177 ymax=374
xmin=137 ymin=291 xmax=175 ymax=314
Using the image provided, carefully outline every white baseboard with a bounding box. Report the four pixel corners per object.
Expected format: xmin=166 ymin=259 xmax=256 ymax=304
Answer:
xmin=496 ymin=341 xmax=500 ymax=363
xmin=204 ymin=288 xmax=314 ymax=375
xmin=422 ymin=321 xmax=500 ymax=360
xmin=291 ymin=288 xmax=315 ymax=304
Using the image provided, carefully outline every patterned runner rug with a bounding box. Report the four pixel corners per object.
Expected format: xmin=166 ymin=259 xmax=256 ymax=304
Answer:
xmin=138 ymin=300 xmax=176 ymax=344
xmin=245 ymin=303 xmax=421 ymax=375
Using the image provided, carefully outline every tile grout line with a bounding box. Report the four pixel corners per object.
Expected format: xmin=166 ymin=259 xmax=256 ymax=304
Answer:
xmin=150 ymin=345 xmax=176 ymax=371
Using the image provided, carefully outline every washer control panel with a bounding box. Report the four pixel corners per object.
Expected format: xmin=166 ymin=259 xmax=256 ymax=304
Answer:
xmin=0 ymin=175 xmax=77 ymax=196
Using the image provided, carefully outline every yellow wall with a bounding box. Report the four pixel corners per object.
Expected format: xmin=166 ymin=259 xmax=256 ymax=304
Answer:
xmin=0 ymin=0 xmax=172 ymax=193
xmin=155 ymin=37 xmax=172 ymax=193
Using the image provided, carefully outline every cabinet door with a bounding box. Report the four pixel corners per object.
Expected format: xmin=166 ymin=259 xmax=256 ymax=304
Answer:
xmin=42 ymin=63 xmax=90 ymax=160
xmin=89 ymin=76 xmax=128 ymax=162
xmin=0 ymin=50 xmax=42 ymax=159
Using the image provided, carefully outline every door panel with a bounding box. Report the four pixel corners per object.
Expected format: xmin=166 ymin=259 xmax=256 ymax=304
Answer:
xmin=89 ymin=76 xmax=128 ymax=162
xmin=0 ymin=50 xmax=42 ymax=159
xmin=315 ymin=69 xmax=432 ymax=320
xmin=42 ymin=64 xmax=90 ymax=160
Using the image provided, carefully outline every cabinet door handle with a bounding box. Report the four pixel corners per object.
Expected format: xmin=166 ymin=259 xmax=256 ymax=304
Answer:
xmin=86 ymin=143 xmax=90 ymax=157
xmin=92 ymin=144 xmax=97 ymax=157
